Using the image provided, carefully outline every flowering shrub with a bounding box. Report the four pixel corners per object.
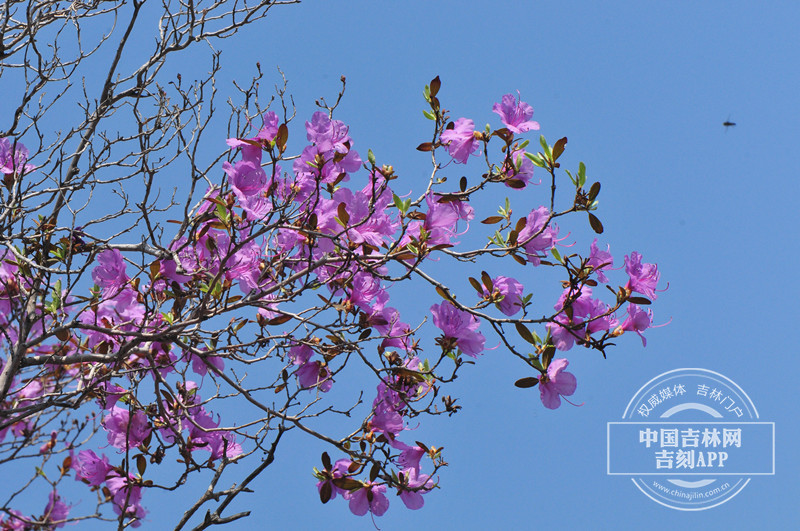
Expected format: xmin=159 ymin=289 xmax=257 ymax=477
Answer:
xmin=0 ymin=5 xmax=664 ymax=525
xmin=0 ymin=78 xmax=664 ymax=526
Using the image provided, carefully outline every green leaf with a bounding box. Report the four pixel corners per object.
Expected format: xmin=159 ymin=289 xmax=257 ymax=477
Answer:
xmin=515 ymin=322 xmax=537 ymax=345
xmin=525 ymin=152 xmax=547 ymax=168
xmin=539 ymin=135 xmax=552 ymax=160
xmin=367 ymin=149 xmax=376 ymax=166
xmin=551 ymin=247 xmax=563 ymax=264
xmin=393 ymin=193 xmax=405 ymax=212
xmin=423 ymin=110 xmax=436 ymax=120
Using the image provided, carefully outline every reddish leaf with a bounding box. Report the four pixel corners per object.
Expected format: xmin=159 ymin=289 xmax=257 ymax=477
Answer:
xmin=320 ymin=481 xmax=332 ymax=504
xmin=515 ymin=323 xmax=536 ymax=345
xmin=514 ymin=377 xmax=539 ymax=388
xmin=588 ymin=181 xmax=601 ymax=202
xmin=588 ymin=213 xmax=604 ymax=234
xmin=552 ymin=137 xmax=568 ymax=161
xmin=267 ymin=314 xmax=292 ymax=326
xmin=430 ymin=76 xmax=441 ymax=97
xmin=275 ymin=123 xmax=289 ymax=153
xmin=337 ymin=202 xmax=350 ymax=225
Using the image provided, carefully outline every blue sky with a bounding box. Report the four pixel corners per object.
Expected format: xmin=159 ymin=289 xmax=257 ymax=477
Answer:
xmin=7 ymin=0 xmax=798 ymax=528
xmin=214 ymin=2 xmax=795 ymax=529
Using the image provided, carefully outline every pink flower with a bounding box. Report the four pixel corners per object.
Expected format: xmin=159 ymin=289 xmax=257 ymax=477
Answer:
xmin=347 ymin=482 xmax=389 ymax=517
xmin=398 ymin=468 xmax=434 ymax=510
xmin=103 ymin=406 xmax=152 ymax=450
xmin=72 ymin=450 xmax=111 ymax=486
xmin=316 ymin=458 xmax=353 ymax=502
xmin=296 ymin=361 xmax=333 ymax=392
xmin=430 ymin=301 xmax=486 ymax=357
xmin=483 ymin=275 xmax=524 ymax=316
xmin=619 ymin=303 xmax=653 ymax=346
xmin=0 ymin=137 xmax=36 ymax=176
xmin=91 ymin=249 xmax=128 ymax=294
xmin=538 ymin=358 xmax=577 ymax=409
xmin=440 ymin=118 xmax=479 ymax=164
xmin=588 ymin=239 xmax=614 ymax=283
xmin=517 ymin=206 xmax=560 ymax=266
xmin=106 ymin=472 xmax=146 ymax=526
xmin=226 ymin=111 xmax=280 ymax=163
xmin=43 ymin=490 xmax=69 ymax=528
xmin=624 ymin=251 xmax=660 ymax=300
xmin=492 ymin=93 xmax=540 ymax=134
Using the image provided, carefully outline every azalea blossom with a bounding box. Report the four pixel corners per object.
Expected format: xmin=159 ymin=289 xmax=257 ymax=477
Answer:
xmin=440 ymin=118 xmax=479 ymax=164
xmin=538 ymin=358 xmax=577 ymax=409
xmin=492 ymin=93 xmax=540 ymax=134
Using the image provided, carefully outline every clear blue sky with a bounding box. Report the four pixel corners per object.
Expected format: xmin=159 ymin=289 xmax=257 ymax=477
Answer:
xmin=16 ymin=0 xmax=800 ymax=528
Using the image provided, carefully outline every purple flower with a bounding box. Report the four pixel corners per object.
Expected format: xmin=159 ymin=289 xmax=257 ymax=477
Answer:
xmin=226 ymin=111 xmax=280 ymax=163
xmin=546 ymin=314 xmax=583 ymax=352
xmin=91 ymin=249 xmax=128 ymax=294
xmin=618 ymin=303 xmax=653 ymax=346
xmin=106 ymin=472 xmax=146 ymax=526
xmin=398 ymin=468 xmax=434 ymax=510
xmin=95 ymin=381 xmax=126 ymax=410
xmin=369 ymin=404 xmax=404 ymax=437
xmin=0 ymin=509 xmax=26 ymax=530
xmin=370 ymin=305 xmax=415 ymax=353
xmin=588 ymin=239 xmax=614 ymax=283
xmin=492 ymin=93 xmax=540 ymax=134
xmin=43 ymin=491 xmax=69 ymax=528
xmin=187 ymin=408 xmax=242 ymax=460
xmin=288 ymin=344 xmax=314 ymax=366
xmin=389 ymin=439 xmax=425 ymax=472
xmin=347 ymin=482 xmax=389 ymax=517
xmin=0 ymin=137 xmax=36 ymax=176
xmin=103 ymin=406 xmax=152 ymax=450
xmin=517 ymin=206 xmax=560 ymax=266
xmin=72 ymin=450 xmax=110 ymax=486
xmin=296 ymin=361 xmax=333 ymax=392
xmin=430 ymin=301 xmax=486 ymax=357
xmin=316 ymin=458 xmax=353 ymax=502
xmin=188 ymin=350 xmax=225 ymax=377
xmin=538 ymin=358 xmax=577 ymax=409
xmin=223 ymin=159 xmax=268 ymax=200
xmin=483 ymin=275 xmax=524 ymax=316
xmin=306 ymin=112 xmax=353 ymax=154
xmin=504 ymin=149 xmax=536 ymax=188
xmin=440 ymin=118 xmax=479 ymax=164
xmin=624 ymin=252 xmax=660 ymax=300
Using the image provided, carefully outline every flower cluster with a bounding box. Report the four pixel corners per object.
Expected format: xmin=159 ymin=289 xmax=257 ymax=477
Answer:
xmin=0 ymin=84 xmax=665 ymax=526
